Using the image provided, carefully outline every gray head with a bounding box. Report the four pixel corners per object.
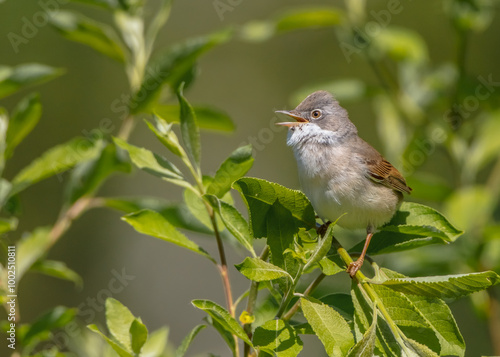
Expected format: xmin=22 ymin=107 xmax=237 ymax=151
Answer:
xmin=276 ymin=90 xmax=358 ymax=138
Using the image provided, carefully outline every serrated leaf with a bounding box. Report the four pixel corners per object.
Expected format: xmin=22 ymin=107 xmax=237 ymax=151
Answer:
xmin=205 ymin=194 xmax=254 ymax=255
xmin=347 ymin=304 xmax=377 ymax=357
xmin=130 ymin=318 xmax=148 ymax=354
xmin=106 ymin=298 xmax=135 ymax=352
xmin=122 ymin=209 xmax=215 ymax=262
xmin=31 ymin=260 xmax=83 ymax=288
xmin=207 ymin=145 xmax=253 ymax=198
xmin=5 ymin=93 xmax=42 ymax=159
xmin=65 ymin=141 xmax=131 ymax=204
xmin=113 ymin=137 xmax=183 ymax=180
xmin=17 ymin=227 xmax=52 ymax=281
xmin=130 ymin=30 xmax=231 ymax=113
xmin=155 ymin=105 xmax=235 ymax=132
xmin=233 ymin=177 xmax=316 ymax=238
xmin=378 ymin=270 xmax=500 ymax=299
xmin=10 ymin=137 xmax=101 ymax=196
xmin=253 ymin=319 xmax=303 ymax=357
xmin=0 ymin=64 xmax=63 ymax=99
xmin=350 ymin=202 xmax=463 ymax=255
xmin=104 ymin=196 xmax=213 ymax=234
xmin=301 ymin=298 xmax=354 ymax=356
xmin=23 ymin=306 xmax=77 ymax=347
xmin=177 ymin=85 xmax=201 ymax=168
xmin=235 ymin=257 xmax=291 ymax=282
xmin=88 ymin=324 xmax=133 ymax=357
xmin=192 ymin=299 xmax=252 ymax=345
xmin=175 ymin=324 xmax=205 ymax=357
xmin=49 ymin=10 xmax=126 ymax=63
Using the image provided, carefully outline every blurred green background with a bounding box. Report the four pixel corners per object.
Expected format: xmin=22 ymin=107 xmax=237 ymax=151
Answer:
xmin=1 ymin=0 xmax=500 ymax=355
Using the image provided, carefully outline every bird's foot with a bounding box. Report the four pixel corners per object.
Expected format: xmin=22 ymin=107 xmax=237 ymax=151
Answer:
xmin=346 ymin=258 xmax=364 ymax=278
xmin=316 ymin=221 xmax=332 ymax=237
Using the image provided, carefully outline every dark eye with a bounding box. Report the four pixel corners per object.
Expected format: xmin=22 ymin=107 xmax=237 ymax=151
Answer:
xmin=311 ymin=109 xmax=322 ymax=119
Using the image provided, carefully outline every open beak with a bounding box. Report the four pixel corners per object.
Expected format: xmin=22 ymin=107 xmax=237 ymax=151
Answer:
xmin=275 ymin=110 xmax=308 ymax=127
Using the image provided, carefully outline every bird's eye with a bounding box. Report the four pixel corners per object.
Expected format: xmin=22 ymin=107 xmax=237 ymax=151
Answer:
xmin=311 ymin=109 xmax=322 ymax=119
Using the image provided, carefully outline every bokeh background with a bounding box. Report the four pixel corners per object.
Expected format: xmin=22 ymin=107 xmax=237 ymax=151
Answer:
xmin=1 ymin=0 xmax=500 ymax=355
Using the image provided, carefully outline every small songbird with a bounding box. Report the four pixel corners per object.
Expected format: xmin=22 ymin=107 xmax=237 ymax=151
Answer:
xmin=276 ymin=90 xmax=412 ymax=277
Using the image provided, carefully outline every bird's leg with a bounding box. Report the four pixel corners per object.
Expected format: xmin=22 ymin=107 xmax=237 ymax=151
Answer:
xmin=316 ymin=220 xmax=332 ymax=237
xmin=347 ymin=228 xmax=374 ymax=278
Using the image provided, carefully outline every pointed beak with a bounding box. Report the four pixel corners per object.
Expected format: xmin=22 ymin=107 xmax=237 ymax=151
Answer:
xmin=275 ymin=110 xmax=308 ymax=127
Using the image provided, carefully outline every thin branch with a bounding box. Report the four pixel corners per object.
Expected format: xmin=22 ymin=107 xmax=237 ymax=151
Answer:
xmin=282 ymin=272 xmax=326 ymax=321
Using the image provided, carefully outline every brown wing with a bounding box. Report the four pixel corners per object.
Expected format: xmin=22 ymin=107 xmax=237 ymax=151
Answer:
xmin=353 ymin=137 xmax=412 ymax=194
xmin=366 ymin=158 xmax=412 ymax=194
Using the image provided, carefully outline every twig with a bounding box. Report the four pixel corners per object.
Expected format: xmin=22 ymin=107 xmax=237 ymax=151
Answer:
xmin=282 ymin=272 xmax=326 ymax=321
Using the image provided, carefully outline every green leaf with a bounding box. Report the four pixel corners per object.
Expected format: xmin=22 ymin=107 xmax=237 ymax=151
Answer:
xmin=205 ymin=194 xmax=255 ymax=255
xmin=304 ymin=223 xmax=335 ymax=271
xmin=0 ymin=108 xmax=7 ymax=173
xmin=177 ymin=85 xmax=201 ymax=168
xmin=275 ymin=7 xmax=344 ymax=32
xmin=346 ymin=304 xmax=377 ymax=357
xmin=319 ymin=293 xmax=355 ymax=323
xmin=233 ymin=177 xmax=316 ymax=238
xmin=5 ymin=93 xmax=42 ymax=159
xmin=70 ymin=0 xmax=120 ymax=10
xmin=130 ymin=30 xmax=231 ymax=113
xmin=207 ymin=145 xmax=254 ymax=198
xmin=23 ymin=306 xmax=77 ymax=347
xmin=141 ymin=327 xmax=169 ymax=357
xmin=65 ymin=141 xmax=131 ymax=204
xmin=113 ymin=137 xmax=183 ymax=180
xmin=145 ymin=119 xmax=184 ymax=157
xmin=130 ymin=318 xmax=148 ymax=354
xmin=17 ymin=227 xmax=52 ymax=281
xmin=106 ymin=298 xmax=135 ymax=352
xmin=184 ymin=188 xmax=213 ymax=231
xmin=301 ymin=298 xmax=354 ymax=356
xmin=0 ymin=217 xmax=18 ymax=235
xmin=350 ymin=202 xmax=464 ymax=255
xmin=122 ymin=209 xmax=215 ymax=262
xmin=372 ymin=27 xmax=428 ymax=63
xmin=31 ymin=260 xmax=83 ymax=288
xmin=253 ymin=319 xmax=303 ymax=357
xmin=204 ymin=315 xmax=236 ymax=354
xmin=175 ymin=324 xmax=206 ymax=357
xmin=235 ymin=257 xmax=292 ymax=282
xmin=0 ymin=64 xmax=63 ymax=99
xmin=377 ymin=270 xmax=500 ymax=299
xmin=319 ymin=249 xmax=344 ymax=276
xmin=155 ymin=105 xmax=235 ymax=132
xmin=192 ymin=299 xmax=252 ymax=346
xmin=49 ymin=10 xmax=126 ymax=63
xmin=10 ymin=137 xmax=101 ymax=196
xmin=88 ymin=324 xmax=134 ymax=357
xmin=104 ymin=196 xmax=213 ymax=234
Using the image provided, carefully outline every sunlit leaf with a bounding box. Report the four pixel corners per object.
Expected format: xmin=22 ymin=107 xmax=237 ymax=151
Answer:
xmin=0 ymin=64 xmax=63 ymax=99
xmin=10 ymin=137 xmax=101 ymax=196
xmin=207 ymin=145 xmax=253 ymax=198
xmin=177 ymin=85 xmax=201 ymax=168
xmin=253 ymin=319 xmax=303 ymax=357
xmin=88 ymin=324 xmax=133 ymax=357
xmin=122 ymin=209 xmax=215 ymax=262
xmin=235 ymin=257 xmax=291 ymax=282
xmin=192 ymin=299 xmax=252 ymax=345
xmin=17 ymin=227 xmax=52 ymax=281
xmin=130 ymin=318 xmax=148 ymax=354
xmin=301 ymin=298 xmax=354 ymax=356
xmin=106 ymin=298 xmax=135 ymax=352
xmin=350 ymin=202 xmax=463 ymax=255
xmin=0 ymin=217 xmax=18 ymax=235
xmin=346 ymin=304 xmax=377 ymax=357
xmin=50 ymin=10 xmax=126 ymax=63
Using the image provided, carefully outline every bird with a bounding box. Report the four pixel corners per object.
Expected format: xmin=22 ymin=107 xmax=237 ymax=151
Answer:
xmin=275 ymin=90 xmax=412 ymax=277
